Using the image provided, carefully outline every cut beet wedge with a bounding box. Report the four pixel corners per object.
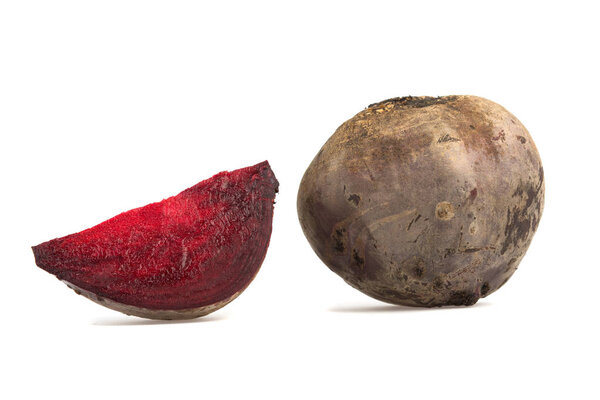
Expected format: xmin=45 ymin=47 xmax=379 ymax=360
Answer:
xmin=32 ymin=161 xmax=278 ymax=320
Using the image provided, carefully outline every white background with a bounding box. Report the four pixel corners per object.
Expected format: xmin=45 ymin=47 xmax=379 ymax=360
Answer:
xmin=1 ymin=1 xmax=598 ymax=399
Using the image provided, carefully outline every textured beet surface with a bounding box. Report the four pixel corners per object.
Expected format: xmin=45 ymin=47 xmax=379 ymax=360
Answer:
xmin=33 ymin=161 xmax=278 ymax=311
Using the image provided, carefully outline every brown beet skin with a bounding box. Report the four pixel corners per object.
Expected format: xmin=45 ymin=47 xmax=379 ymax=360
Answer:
xmin=297 ymin=96 xmax=544 ymax=307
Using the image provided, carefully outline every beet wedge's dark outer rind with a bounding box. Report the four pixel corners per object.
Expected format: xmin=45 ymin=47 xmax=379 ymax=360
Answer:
xmin=33 ymin=161 xmax=278 ymax=320
xmin=297 ymin=96 xmax=544 ymax=307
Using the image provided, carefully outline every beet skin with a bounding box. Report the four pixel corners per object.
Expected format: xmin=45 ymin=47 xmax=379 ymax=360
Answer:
xmin=297 ymin=96 xmax=544 ymax=307
xmin=33 ymin=161 xmax=279 ymax=319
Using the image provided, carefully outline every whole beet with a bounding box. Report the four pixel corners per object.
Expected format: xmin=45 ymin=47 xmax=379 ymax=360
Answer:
xmin=297 ymin=96 xmax=544 ymax=307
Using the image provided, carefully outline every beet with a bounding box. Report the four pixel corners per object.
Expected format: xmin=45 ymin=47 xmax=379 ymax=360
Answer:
xmin=33 ymin=161 xmax=278 ymax=319
xmin=297 ymin=96 xmax=544 ymax=307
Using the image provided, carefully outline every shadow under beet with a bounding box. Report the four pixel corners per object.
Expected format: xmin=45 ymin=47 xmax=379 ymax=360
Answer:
xmin=93 ymin=313 xmax=225 ymax=326
xmin=329 ymin=300 xmax=491 ymax=313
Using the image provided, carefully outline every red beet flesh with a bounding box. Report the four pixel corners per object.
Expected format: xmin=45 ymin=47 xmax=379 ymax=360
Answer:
xmin=33 ymin=161 xmax=278 ymax=317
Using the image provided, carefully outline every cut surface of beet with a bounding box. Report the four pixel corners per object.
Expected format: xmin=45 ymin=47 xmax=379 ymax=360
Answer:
xmin=33 ymin=161 xmax=278 ymax=319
